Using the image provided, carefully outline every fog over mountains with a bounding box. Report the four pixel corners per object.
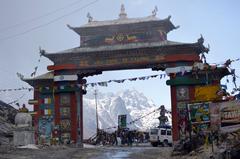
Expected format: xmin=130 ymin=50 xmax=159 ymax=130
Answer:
xmin=83 ymin=89 xmax=172 ymax=139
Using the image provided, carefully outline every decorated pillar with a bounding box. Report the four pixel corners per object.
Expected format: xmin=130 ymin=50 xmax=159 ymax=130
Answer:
xmin=167 ymin=63 xmax=230 ymax=144
xmin=53 ymin=74 xmax=78 ymax=144
xmin=170 ymin=85 xmax=178 ymax=142
xmin=76 ymin=78 xmax=86 ymax=146
xmin=32 ymin=88 xmax=40 ymax=144
xmin=170 ymin=84 xmax=195 ymax=143
xmin=52 ymin=73 xmax=85 ymax=145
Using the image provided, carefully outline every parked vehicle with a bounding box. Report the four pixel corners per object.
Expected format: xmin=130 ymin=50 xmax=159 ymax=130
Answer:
xmin=149 ymin=125 xmax=172 ymax=147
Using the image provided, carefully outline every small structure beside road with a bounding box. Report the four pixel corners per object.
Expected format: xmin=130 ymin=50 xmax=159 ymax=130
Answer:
xmin=13 ymin=107 xmax=35 ymax=146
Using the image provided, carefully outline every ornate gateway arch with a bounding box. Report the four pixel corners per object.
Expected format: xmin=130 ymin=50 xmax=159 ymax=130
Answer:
xmin=23 ymin=5 xmax=229 ymax=146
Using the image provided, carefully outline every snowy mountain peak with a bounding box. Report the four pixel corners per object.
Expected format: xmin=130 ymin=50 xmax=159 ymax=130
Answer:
xmin=83 ymin=89 xmax=171 ymax=139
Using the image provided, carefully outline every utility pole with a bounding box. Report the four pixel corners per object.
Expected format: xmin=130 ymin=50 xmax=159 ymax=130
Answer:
xmin=94 ymin=89 xmax=99 ymax=135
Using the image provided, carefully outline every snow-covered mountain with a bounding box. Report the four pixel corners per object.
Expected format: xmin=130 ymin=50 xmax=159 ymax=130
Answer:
xmin=83 ymin=89 xmax=172 ymax=139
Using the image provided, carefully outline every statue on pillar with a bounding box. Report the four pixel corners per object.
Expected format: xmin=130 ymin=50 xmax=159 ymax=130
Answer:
xmin=19 ymin=104 xmax=29 ymax=113
xmin=158 ymin=105 xmax=168 ymax=127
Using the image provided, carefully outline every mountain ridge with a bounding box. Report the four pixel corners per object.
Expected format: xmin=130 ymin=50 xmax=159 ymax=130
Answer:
xmin=83 ymin=89 xmax=171 ymax=139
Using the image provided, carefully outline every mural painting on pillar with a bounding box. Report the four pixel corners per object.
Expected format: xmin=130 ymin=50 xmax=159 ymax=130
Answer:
xmin=176 ymin=86 xmax=189 ymax=101
xmin=38 ymin=94 xmax=54 ymax=144
xmin=60 ymin=107 xmax=70 ymax=118
xmin=60 ymin=93 xmax=71 ymax=105
xmin=59 ymin=93 xmax=71 ymax=143
xmin=60 ymin=119 xmax=71 ymax=131
xmin=194 ymin=85 xmax=221 ymax=102
xmin=176 ymin=86 xmax=190 ymax=141
xmin=177 ymin=102 xmax=189 ymax=141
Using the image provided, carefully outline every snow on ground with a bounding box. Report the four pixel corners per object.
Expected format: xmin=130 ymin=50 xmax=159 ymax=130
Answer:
xmin=17 ymin=144 xmax=39 ymax=149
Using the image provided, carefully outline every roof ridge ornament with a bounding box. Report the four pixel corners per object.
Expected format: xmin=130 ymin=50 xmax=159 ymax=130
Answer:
xmin=16 ymin=72 xmax=24 ymax=80
xmin=198 ymin=34 xmax=204 ymax=44
xmin=66 ymin=24 xmax=73 ymax=30
xmin=39 ymin=46 xmax=46 ymax=56
xmin=87 ymin=12 xmax=93 ymax=23
xmin=152 ymin=6 xmax=158 ymax=17
xmin=197 ymin=34 xmax=210 ymax=63
xmin=119 ymin=4 xmax=127 ymax=19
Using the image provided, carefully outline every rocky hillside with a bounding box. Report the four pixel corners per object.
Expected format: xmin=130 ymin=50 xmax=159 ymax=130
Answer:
xmin=0 ymin=100 xmax=17 ymax=145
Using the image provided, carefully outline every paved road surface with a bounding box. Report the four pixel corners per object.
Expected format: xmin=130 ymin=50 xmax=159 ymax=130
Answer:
xmin=0 ymin=144 xmax=176 ymax=159
xmin=91 ymin=146 xmax=173 ymax=159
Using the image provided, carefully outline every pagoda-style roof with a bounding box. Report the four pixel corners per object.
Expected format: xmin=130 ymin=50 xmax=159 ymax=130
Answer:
xmin=43 ymin=38 xmax=208 ymax=61
xmin=39 ymin=5 xmax=209 ymax=73
xmin=68 ymin=5 xmax=177 ymax=32
xmin=66 ymin=5 xmax=179 ymax=47
xmin=41 ymin=37 xmax=209 ymax=72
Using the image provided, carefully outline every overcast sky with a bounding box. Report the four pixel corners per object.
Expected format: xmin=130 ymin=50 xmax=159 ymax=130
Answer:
xmin=0 ymin=0 xmax=240 ymax=109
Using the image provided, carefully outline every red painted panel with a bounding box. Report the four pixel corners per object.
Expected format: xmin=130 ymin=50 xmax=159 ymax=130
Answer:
xmin=47 ymin=64 xmax=77 ymax=71
xmin=165 ymin=54 xmax=200 ymax=62
xmin=189 ymin=86 xmax=195 ymax=101
xmin=70 ymin=93 xmax=77 ymax=142
xmin=54 ymin=94 xmax=60 ymax=124
xmin=80 ymin=91 xmax=83 ymax=142
xmin=33 ymin=89 xmax=39 ymax=122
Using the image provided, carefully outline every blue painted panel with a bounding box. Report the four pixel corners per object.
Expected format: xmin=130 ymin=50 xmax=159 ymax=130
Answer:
xmin=38 ymin=117 xmax=54 ymax=143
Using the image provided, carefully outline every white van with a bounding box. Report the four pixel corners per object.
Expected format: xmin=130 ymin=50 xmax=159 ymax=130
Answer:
xmin=149 ymin=127 xmax=172 ymax=147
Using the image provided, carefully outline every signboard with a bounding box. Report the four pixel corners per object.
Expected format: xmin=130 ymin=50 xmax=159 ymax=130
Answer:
xmin=48 ymin=53 xmax=199 ymax=71
xmin=219 ymin=100 xmax=240 ymax=133
xmin=54 ymin=75 xmax=78 ymax=82
xmin=79 ymin=54 xmax=165 ymax=68
xmin=188 ymin=103 xmax=210 ymax=124
xmin=118 ymin=115 xmax=127 ymax=128
xmin=188 ymin=102 xmax=210 ymax=132
xmin=28 ymin=99 xmax=38 ymax=105
xmin=195 ymin=85 xmax=221 ymax=102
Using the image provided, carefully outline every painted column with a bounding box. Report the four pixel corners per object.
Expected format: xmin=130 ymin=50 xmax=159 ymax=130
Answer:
xmin=54 ymin=91 xmax=60 ymax=126
xmin=75 ymin=90 xmax=82 ymax=146
xmin=70 ymin=92 xmax=77 ymax=142
xmin=33 ymin=88 xmax=39 ymax=144
xmin=168 ymin=74 xmax=197 ymax=144
xmin=53 ymin=74 xmax=80 ymax=144
xmin=76 ymin=78 xmax=86 ymax=147
xmin=170 ymin=85 xmax=178 ymax=142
